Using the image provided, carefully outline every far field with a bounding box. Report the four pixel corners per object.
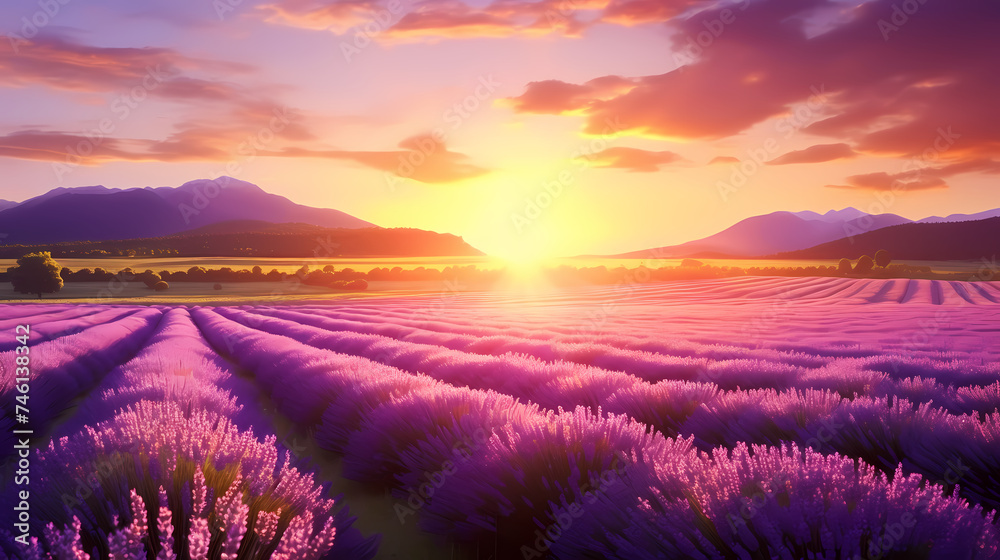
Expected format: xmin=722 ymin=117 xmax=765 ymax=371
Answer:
xmin=0 ymin=256 xmax=991 ymax=275
xmin=3 ymin=276 xmax=999 ymax=559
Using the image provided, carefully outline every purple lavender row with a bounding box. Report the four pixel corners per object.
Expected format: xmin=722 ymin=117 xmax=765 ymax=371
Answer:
xmin=259 ymin=305 xmax=830 ymax=374
xmin=52 ymin=307 xmax=267 ymax=438
xmin=258 ymin=306 xmax=995 ymax=396
xmin=234 ymin=307 xmax=1000 ymax=514
xmin=261 ymin=307 xmax=1000 ymax=416
xmin=546 ymin=443 xmax=998 ymax=559
xmin=191 ymin=308 xmax=650 ymax=552
xmin=0 ymin=305 xmax=105 ymax=333
xmin=0 ymin=304 xmax=96 ymax=322
xmin=215 ymin=306 xmax=652 ymax=413
xmin=219 ymin=304 xmax=1000 ymax=488
xmin=3 ymin=308 xmax=377 ymax=559
xmin=192 ymin=308 xmax=997 ymax=558
xmin=300 ymin=301 xmax=990 ymax=364
xmin=0 ymin=307 xmax=164 ymax=463
xmin=663 ymin=385 xmax=1000 ymax=511
xmin=222 ymin=307 xmax=1000 ymax=461
xmin=0 ymin=307 xmax=140 ymax=353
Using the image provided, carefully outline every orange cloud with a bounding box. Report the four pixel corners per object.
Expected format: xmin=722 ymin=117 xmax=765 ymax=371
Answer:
xmin=708 ymin=155 xmax=740 ymax=165
xmin=501 ymin=76 xmax=636 ymax=114
xmin=767 ymin=143 xmax=857 ymax=165
xmin=826 ymin=171 xmax=947 ymax=192
xmin=602 ymin=0 xmax=708 ymax=25
xmin=257 ymin=0 xmax=623 ymax=39
xmin=588 ymin=147 xmax=684 ymax=172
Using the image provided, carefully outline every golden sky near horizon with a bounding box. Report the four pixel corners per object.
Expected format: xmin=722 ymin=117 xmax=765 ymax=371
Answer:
xmin=1 ymin=0 xmax=998 ymax=258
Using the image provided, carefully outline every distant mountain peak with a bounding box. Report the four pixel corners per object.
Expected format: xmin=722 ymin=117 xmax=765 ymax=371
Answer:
xmin=615 ymin=208 xmax=912 ymax=258
xmin=175 ymin=176 xmax=264 ymax=192
xmin=0 ymin=178 xmax=375 ymax=245
xmin=793 ymin=208 xmax=868 ymax=223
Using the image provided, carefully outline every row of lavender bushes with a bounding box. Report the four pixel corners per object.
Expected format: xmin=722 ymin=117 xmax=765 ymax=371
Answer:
xmin=212 ymin=307 xmax=1000 ymax=514
xmin=192 ymin=307 xmax=999 ymax=559
xmin=1 ymin=308 xmax=378 ymax=559
xmin=0 ymin=308 xmax=164 ymax=467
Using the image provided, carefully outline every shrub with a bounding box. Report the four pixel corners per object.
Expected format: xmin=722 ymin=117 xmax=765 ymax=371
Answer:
xmin=875 ymin=249 xmax=892 ymax=268
xmin=838 ymin=258 xmax=853 ymax=274
xmin=137 ymin=270 xmax=161 ymax=288
xmin=346 ymin=279 xmax=368 ymax=290
xmin=153 ymin=281 xmax=169 ymax=292
xmin=213 ymin=283 xmax=223 ymax=290
xmin=854 ymin=255 xmax=875 ymax=273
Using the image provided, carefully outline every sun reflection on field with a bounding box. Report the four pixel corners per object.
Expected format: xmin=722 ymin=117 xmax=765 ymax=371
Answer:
xmin=494 ymin=257 xmax=556 ymax=294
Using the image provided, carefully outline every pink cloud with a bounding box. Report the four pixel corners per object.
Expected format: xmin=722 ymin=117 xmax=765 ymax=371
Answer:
xmin=0 ymin=36 xmax=251 ymax=99
xmin=501 ymin=0 xmax=1000 ymax=173
xmin=0 ymin=127 xmax=486 ymax=184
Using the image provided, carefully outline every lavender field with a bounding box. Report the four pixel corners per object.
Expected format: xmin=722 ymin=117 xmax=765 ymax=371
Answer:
xmin=2 ymin=276 xmax=1000 ymax=559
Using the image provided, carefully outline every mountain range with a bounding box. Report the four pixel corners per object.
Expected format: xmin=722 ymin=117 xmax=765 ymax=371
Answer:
xmin=0 ymin=177 xmax=373 ymax=245
xmin=3 ymin=179 xmax=998 ymax=261
xmin=776 ymin=217 xmax=1000 ymax=261
xmin=616 ymin=207 xmax=1000 ymax=260
xmin=615 ymin=210 xmax=912 ymax=258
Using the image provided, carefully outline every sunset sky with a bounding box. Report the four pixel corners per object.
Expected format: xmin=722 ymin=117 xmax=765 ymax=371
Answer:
xmin=1 ymin=0 xmax=998 ymax=259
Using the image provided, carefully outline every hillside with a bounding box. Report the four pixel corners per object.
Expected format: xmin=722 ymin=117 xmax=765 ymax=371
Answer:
xmin=615 ymin=209 xmax=911 ymax=258
xmin=775 ymin=217 xmax=1000 ymax=260
xmin=0 ymin=223 xmax=484 ymax=259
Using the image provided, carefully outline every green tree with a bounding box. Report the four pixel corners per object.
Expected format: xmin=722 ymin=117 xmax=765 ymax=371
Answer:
xmin=11 ymin=252 xmax=64 ymax=298
xmin=874 ymin=249 xmax=892 ymax=268
xmin=837 ymin=258 xmax=853 ymax=274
